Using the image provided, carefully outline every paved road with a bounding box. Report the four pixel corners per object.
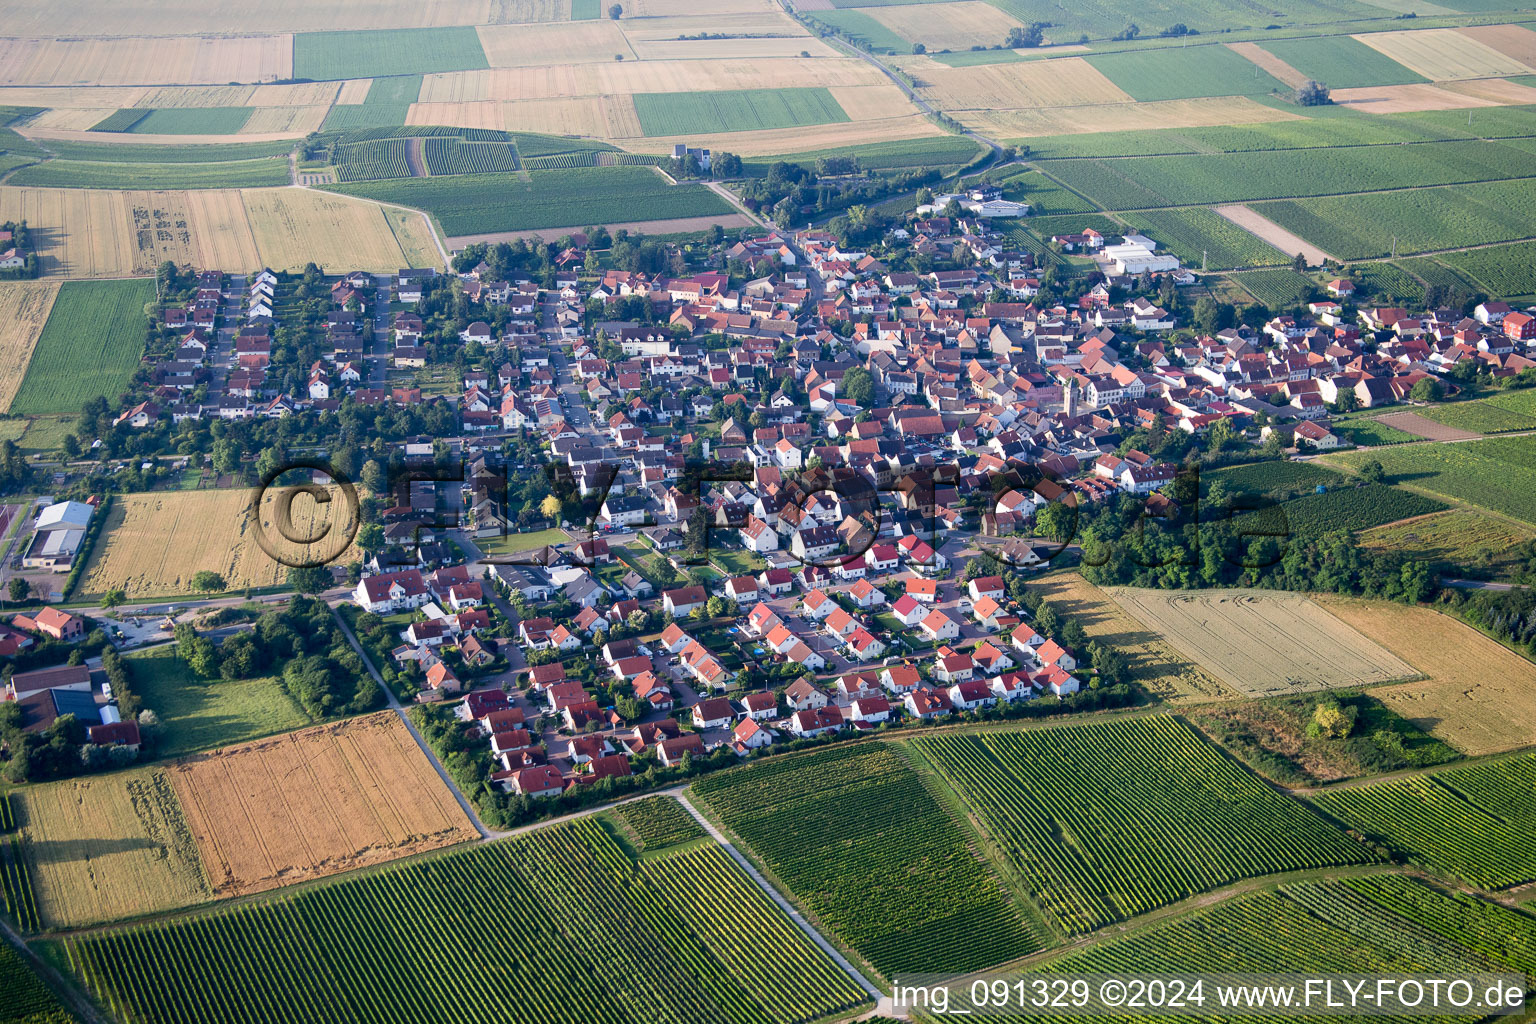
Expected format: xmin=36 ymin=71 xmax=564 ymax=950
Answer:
xmin=331 ymin=606 xmax=506 ymax=840
xmin=674 ymin=790 xmax=890 ymax=1009
xmin=1441 ymin=577 xmax=1516 ymax=591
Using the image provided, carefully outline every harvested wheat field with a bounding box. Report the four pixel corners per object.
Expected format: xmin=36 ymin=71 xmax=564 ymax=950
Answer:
xmin=916 ymin=57 xmax=1131 ymax=111
xmin=1440 ymin=77 xmax=1536 ymax=105
xmin=867 ymin=2 xmax=1024 ymax=52
xmin=828 ymin=84 xmax=920 ymax=121
xmin=478 ymin=21 xmax=635 ymax=66
xmin=1108 ymin=587 xmax=1418 ymax=697
xmin=963 ymin=96 xmax=1300 ymax=138
xmin=621 ymin=0 xmax=774 ymax=15
xmin=629 ymin=35 xmax=839 ymax=60
xmin=15 ymin=768 xmax=211 ymax=929
xmin=1225 ymin=42 xmax=1310 ymax=89
xmin=0 ymin=85 xmax=150 ymax=109
xmin=1329 ymin=83 xmax=1505 ymax=113
xmin=0 ymin=35 xmax=292 ymax=88
xmin=384 ymin=207 xmax=445 ymax=269
xmin=1027 ymin=573 xmax=1230 ymax=700
xmin=0 ymin=0 xmax=493 ymax=35
xmin=0 ymin=281 xmax=60 ymax=413
xmin=83 ymin=486 xmax=360 ymax=600
xmin=239 ymin=105 xmax=330 ymax=134
xmin=1319 ymin=595 xmax=1536 ymax=755
xmin=169 ymin=713 xmax=477 ymax=897
xmin=133 ymin=82 xmax=340 ymax=109
xmin=0 ymin=187 xmax=262 ymax=277
xmin=619 ymin=11 xmax=807 ymax=40
xmin=1353 ymin=29 xmax=1534 ymax=81
xmin=1374 ymin=410 xmax=1481 ymax=441
xmin=626 ymin=114 xmax=945 ymax=156
xmin=242 ymin=188 xmax=418 ymax=272
xmin=1457 ymin=25 xmax=1536 ymax=70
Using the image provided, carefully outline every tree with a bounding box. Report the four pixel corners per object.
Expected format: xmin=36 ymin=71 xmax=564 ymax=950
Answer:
xmin=190 ymin=570 xmax=227 ymax=593
xmin=1292 ymin=251 xmax=1308 ymax=272
xmin=1410 ymin=377 xmax=1444 ymax=403
xmin=1296 ymin=80 xmax=1331 ymax=106
xmin=287 ymin=566 xmax=333 ymax=594
xmin=911 ymin=42 xmax=926 ymax=54
xmin=356 ymin=523 xmax=385 ymax=554
xmin=1307 ymin=699 xmax=1357 ymax=739
xmin=608 ymin=2 xmax=622 ymax=17
xmin=1006 ymin=22 xmax=1044 ymax=47
xmin=361 ymin=459 xmax=387 ymax=495
xmin=1357 ymin=459 xmax=1385 ymax=485
xmin=100 ymin=588 xmax=126 ymax=611
xmin=7 ymin=578 xmax=28 ymax=603
xmin=540 ymin=494 xmax=563 ymax=522
xmin=841 ymin=366 xmax=874 ymax=407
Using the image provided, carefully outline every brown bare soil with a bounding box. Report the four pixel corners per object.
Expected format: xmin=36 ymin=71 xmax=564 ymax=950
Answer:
xmin=1374 ymin=410 xmax=1481 ymax=441
xmin=1215 ymin=204 xmax=1333 ymax=265
xmin=168 ymin=713 xmax=477 ymax=898
xmin=0 ymin=282 xmax=61 ymax=413
xmin=1225 ymin=42 xmax=1310 ymax=89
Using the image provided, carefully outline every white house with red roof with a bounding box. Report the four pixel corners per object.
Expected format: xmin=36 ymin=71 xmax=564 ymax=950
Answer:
xmin=920 ymin=608 xmax=960 ymax=642
xmin=890 ymin=594 xmax=926 ymax=627
xmin=847 ymin=579 xmax=885 ymax=608
xmin=787 ymin=707 xmax=843 ymax=737
xmin=948 ymin=679 xmax=996 ymax=710
xmin=801 ymin=589 xmax=836 ymax=620
xmin=353 ymin=569 xmax=429 ymax=613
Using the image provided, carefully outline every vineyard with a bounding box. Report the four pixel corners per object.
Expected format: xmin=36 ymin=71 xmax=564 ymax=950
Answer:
xmin=1310 ymin=767 xmax=1536 ymax=889
xmin=521 ymin=151 xmax=599 ymax=170
xmin=67 ymin=818 xmax=868 ymax=1024
xmin=1121 ymin=207 xmax=1288 ymax=270
xmin=332 ymin=139 xmax=412 ymax=182
xmin=613 ymin=796 xmax=705 ymax=850
xmin=1434 ymin=753 xmax=1536 ymax=833
xmin=1230 ymin=268 xmax=1315 ymax=307
xmin=1 ymin=795 xmax=41 ymax=933
xmin=1435 ymin=240 xmax=1536 ymax=299
xmin=1207 ymin=459 xmax=1344 ymax=501
xmin=692 ymin=742 xmax=1041 ymax=977
xmin=0 ymin=940 xmax=74 ymax=1024
xmin=633 ymin=88 xmax=851 ymax=137
xmin=1324 ymin=437 xmax=1536 ymax=526
xmin=1231 ymin=483 xmax=1447 ymax=536
xmin=1415 ymin=389 xmax=1536 ymax=435
xmin=422 ymin=138 xmax=519 ymax=176
xmin=913 ymin=716 xmax=1373 ymax=935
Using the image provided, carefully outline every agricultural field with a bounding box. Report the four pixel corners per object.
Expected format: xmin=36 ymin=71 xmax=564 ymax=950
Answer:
xmin=1234 ymin=482 xmax=1449 ymax=535
xmin=1435 ymin=753 xmax=1536 ymax=833
xmin=293 ymin=27 xmax=489 ymax=80
xmin=633 ymin=88 xmax=849 ymax=136
xmin=67 ymin=818 xmax=870 ymax=1024
xmin=995 ymin=169 xmax=1096 ymax=215
xmin=1085 ymin=45 xmax=1287 ymax=103
xmin=81 ymin=486 xmax=360 ymax=600
xmin=1255 ymin=36 xmax=1428 ymax=89
xmin=1108 ymin=587 xmax=1419 ymax=697
xmin=0 ymin=940 xmax=75 ymax=1023
xmin=1030 ymin=879 xmax=1536 ymax=996
xmin=692 ymin=742 xmax=1041 ymax=977
xmin=1026 ymin=573 xmax=1228 ymax=700
xmin=1355 ymin=28 xmax=1535 ymax=81
xmin=1331 ymin=415 xmax=1426 ymax=447
xmin=127 ymin=645 xmax=313 ymax=758
xmin=914 ymin=57 xmax=1131 ymax=112
xmin=1435 ymin=239 xmax=1536 ymax=298
xmin=1321 ymin=595 xmax=1536 ymax=756
xmin=242 ymin=187 xmax=429 ymax=272
xmin=1230 ymin=267 xmax=1315 ymax=305
xmin=168 ymin=713 xmax=477 ymax=898
xmin=1207 ymin=459 xmax=1345 ymax=501
xmin=326 ymin=166 xmax=733 ymax=235
xmin=611 ymin=796 xmax=705 ymax=851
xmin=913 ymin=716 xmax=1372 ymax=936
xmin=120 ymin=107 xmax=257 ymax=135
xmin=803 ymin=10 xmax=912 ymax=54
xmin=1358 ymin=508 xmax=1536 ymax=582
xmin=421 ymin=137 xmax=518 ymax=175
xmin=1415 ymin=389 xmax=1536 ymax=434
xmin=1311 ymin=767 xmax=1536 ymax=890
xmin=12 ymin=768 xmax=211 ymax=930
xmin=331 ymin=138 xmax=412 ymax=182
xmin=0 ymin=36 xmax=292 ymax=89
xmin=1252 ymin=178 xmax=1536 ymax=260
xmin=864 ymin=2 xmax=1024 ymax=52
xmin=1323 ymin=436 xmax=1536 ymax=525
xmin=0 ymin=281 xmax=60 ymax=413
xmin=1122 ymin=207 xmax=1287 ymax=270
xmin=7 ymin=278 xmax=152 ymax=416
xmin=11 ymin=158 xmax=290 ymax=189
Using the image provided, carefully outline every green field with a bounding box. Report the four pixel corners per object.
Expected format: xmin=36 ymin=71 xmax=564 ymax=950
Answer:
xmin=1233 ymin=483 xmax=1447 ymax=536
xmin=1331 ymin=416 xmax=1422 ymax=447
xmin=325 ymin=166 xmax=734 ymax=234
xmin=1415 ymin=389 xmax=1536 ymax=435
xmin=1085 ymin=45 xmax=1287 ymax=102
xmin=612 ymin=796 xmax=706 ymax=850
xmin=331 ymin=139 xmax=412 ymax=182
xmin=130 ymin=108 xmax=256 ymax=135
xmin=126 ymin=645 xmax=314 ymax=759
xmin=1353 ymin=261 xmax=1426 ymax=304
xmin=1257 ymin=36 xmax=1427 ymax=89
xmin=634 ymin=88 xmax=849 ymax=137
xmin=572 ymin=0 xmax=601 ymax=17
xmin=43 ymin=139 xmax=295 ymax=162
xmin=1359 ymin=508 xmax=1536 ymax=580
xmin=319 ymin=74 xmax=423 ymax=131
xmin=913 ymin=716 xmax=1372 ymax=935
xmin=67 ymin=818 xmax=869 ymax=1024
xmin=742 ymin=135 xmax=983 ymax=174
xmin=693 ymin=742 xmax=1042 ymax=977
xmin=804 ymin=10 xmax=911 ymax=53
xmin=8 ymin=279 xmax=155 ymax=417
xmin=1254 ymin=178 xmax=1536 ymax=260
xmin=1026 ymin=879 xmax=1536 ymax=1002
xmin=1311 ymin=761 xmax=1536 ymax=889
xmin=1323 ymin=436 xmax=1536 ymax=525
xmin=293 ymin=28 xmax=488 ymax=80
xmin=11 ymin=158 xmax=289 ymax=189
xmin=1229 ymin=267 xmax=1316 ymax=306
xmin=983 ymin=0 xmax=1387 ymax=41
xmin=1207 ymin=459 xmax=1344 ymax=500
xmin=422 ymin=138 xmax=518 ymax=175
xmin=1049 ymin=140 xmax=1536 ymax=210
xmin=1434 ymin=239 xmax=1536 ymax=299
xmin=0 ymin=940 xmax=74 ymax=1024
xmin=1124 ymin=208 xmax=1287 ymax=269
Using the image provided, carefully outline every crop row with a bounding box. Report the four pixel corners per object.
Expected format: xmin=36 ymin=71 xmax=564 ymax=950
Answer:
xmin=13 ymin=158 xmax=290 ymax=190
xmin=1126 ymin=207 xmax=1288 ymax=270
xmin=520 ymin=151 xmax=598 ymax=170
xmin=694 ymin=742 xmax=1041 ymax=976
xmin=1311 ymin=771 xmax=1536 ymax=890
xmin=1326 ymin=437 xmax=1536 ymax=526
xmin=1435 ymin=240 xmax=1536 ymax=299
xmin=1341 ymin=875 xmax=1536 ymax=975
xmin=422 ymin=138 xmax=518 ymax=176
xmin=1234 ymin=484 xmax=1446 ymax=536
xmin=613 ymin=796 xmax=705 ymax=850
xmin=1230 ymin=268 xmax=1315 ymax=307
xmin=332 ymin=139 xmax=412 ymax=182
xmin=1208 ymin=459 xmax=1344 ymax=501
xmin=66 ymin=817 xmax=864 ymax=1024
xmin=2 ymin=835 xmax=39 ymax=932
xmin=1416 ymin=393 xmax=1536 ymax=435
xmin=0 ymin=941 xmax=74 ymax=1024
xmin=633 ymin=87 xmax=849 ymax=137
xmin=915 ymin=716 xmax=1372 ymax=935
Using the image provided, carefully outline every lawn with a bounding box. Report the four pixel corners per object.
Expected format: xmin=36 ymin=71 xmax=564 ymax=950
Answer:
xmin=127 ymin=644 xmax=314 ymax=758
xmin=8 ymin=279 xmax=154 ymax=416
xmin=1085 ymin=45 xmax=1286 ymax=102
xmin=325 ymin=166 xmax=735 ymax=234
xmin=712 ymin=547 xmax=766 ymax=577
xmin=633 ymin=88 xmax=850 ymax=137
xmin=473 ymin=527 xmax=569 ymax=558
xmin=293 ymin=27 xmax=489 ymax=80
xmin=1258 ymin=36 xmax=1428 ymax=89
xmin=1323 ymin=435 xmax=1536 ymax=525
